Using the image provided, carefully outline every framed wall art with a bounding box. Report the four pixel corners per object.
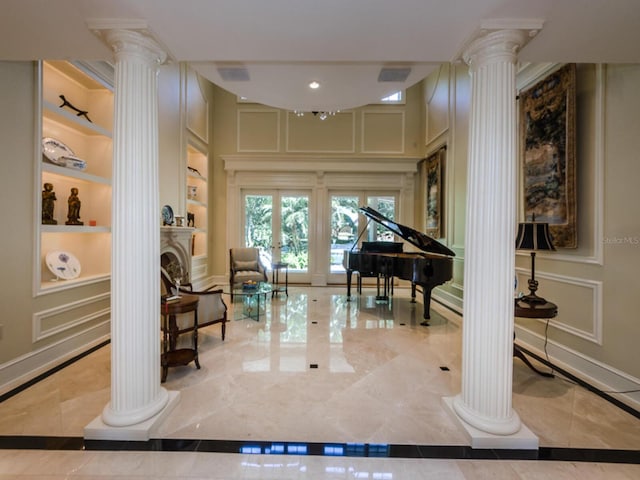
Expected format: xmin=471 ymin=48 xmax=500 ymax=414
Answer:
xmin=424 ymin=147 xmax=445 ymax=238
xmin=519 ymin=63 xmax=577 ymax=248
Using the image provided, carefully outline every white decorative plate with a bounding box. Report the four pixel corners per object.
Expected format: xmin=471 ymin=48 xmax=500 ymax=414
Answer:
xmin=42 ymin=137 xmax=87 ymax=170
xmin=46 ymin=250 xmax=81 ymax=280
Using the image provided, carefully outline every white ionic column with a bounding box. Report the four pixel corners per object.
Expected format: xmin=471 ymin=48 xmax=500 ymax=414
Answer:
xmin=103 ymin=29 xmax=167 ymax=427
xmin=446 ymin=28 xmax=536 ymax=445
xmin=85 ymin=29 xmax=173 ymax=437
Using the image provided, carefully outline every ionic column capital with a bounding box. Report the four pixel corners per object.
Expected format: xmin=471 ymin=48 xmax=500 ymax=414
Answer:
xmin=463 ymin=29 xmax=527 ymax=70
xmin=104 ymin=29 xmax=167 ymax=67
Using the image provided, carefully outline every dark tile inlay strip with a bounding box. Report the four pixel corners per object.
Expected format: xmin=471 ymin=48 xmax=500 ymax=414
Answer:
xmin=1 ymin=436 xmax=638 ymax=464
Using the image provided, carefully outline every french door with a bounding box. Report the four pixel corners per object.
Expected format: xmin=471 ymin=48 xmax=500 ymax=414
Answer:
xmin=327 ymin=192 xmax=397 ymax=284
xmin=242 ymin=190 xmax=311 ymax=284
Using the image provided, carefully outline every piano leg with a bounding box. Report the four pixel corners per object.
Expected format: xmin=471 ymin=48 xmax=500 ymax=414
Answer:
xmin=346 ymin=269 xmax=353 ymax=300
xmin=420 ymin=287 xmax=432 ymax=325
xmin=410 ymin=283 xmax=417 ymax=303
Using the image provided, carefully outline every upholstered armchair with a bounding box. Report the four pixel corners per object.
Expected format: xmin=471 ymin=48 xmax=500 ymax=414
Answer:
xmin=229 ymin=247 xmax=268 ymax=298
xmin=161 ymin=268 xmax=228 ymax=341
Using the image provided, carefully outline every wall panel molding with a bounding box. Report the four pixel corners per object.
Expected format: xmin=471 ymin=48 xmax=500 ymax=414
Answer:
xmin=286 ymin=111 xmax=355 ymax=153
xmin=515 ymin=268 xmax=603 ymax=345
xmin=237 ymin=109 xmax=280 ymax=152
xmin=517 ymin=63 xmax=605 ymax=266
xmin=33 ymin=292 xmax=110 ymax=343
xmin=361 ymin=109 xmax=405 ymax=154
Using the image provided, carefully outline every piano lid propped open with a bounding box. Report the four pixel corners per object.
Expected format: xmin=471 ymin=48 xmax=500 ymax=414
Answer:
xmin=359 ymin=206 xmax=455 ymax=257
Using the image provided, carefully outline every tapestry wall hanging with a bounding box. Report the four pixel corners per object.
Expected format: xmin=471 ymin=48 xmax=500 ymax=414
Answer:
xmin=519 ymin=63 xmax=577 ymax=248
xmin=424 ymin=147 xmax=445 ymax=239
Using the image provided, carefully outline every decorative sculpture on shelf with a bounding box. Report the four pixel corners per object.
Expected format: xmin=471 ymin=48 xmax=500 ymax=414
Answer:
xmin=66 ymin=187 xmax=84 ymax=225
xmin=42 ymin=182 xmax=57 ymax=225
xmin=59 ymin=94 xmax=92 ymax=123
xmin=187 ymin=212 xmax=195 ymax=227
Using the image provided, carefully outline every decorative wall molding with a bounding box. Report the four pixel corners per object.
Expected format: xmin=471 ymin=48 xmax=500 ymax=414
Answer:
xmin=515 ymin=268 xmax=603 ymax=345
xmin=285 ymin=111 xmax=355 ymax=153
xmin=237 ymin=109 xmax=281 ymax=152
xmin=517 ymin=63 xmax=605 ymax=266
xmin=185 ymin=66 xmax=209 ymax=144
xmin=360 ymin=109 xmax=405 ymax=154
xmin=33 ymin=293 xmax=110 ymax=343
xmin=223 ymin=155 xmax=419 ymax=175
xmin=424 ymin=63 xmax=451 ymax=144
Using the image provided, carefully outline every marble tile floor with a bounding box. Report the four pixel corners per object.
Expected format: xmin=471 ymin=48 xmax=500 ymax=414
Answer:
xmin=0 ymin=286 xmax=638 ymax=479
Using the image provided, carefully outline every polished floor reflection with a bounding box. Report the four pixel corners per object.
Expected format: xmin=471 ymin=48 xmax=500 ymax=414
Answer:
xmin=1 ymin=286 xmax=639 ymax=478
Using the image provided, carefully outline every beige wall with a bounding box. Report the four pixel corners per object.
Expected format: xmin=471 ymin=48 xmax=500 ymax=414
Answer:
xmin=422 ymin=62 xmax=640 ymax=405
xmin=0 ymin=61 xmax=38 ymax=364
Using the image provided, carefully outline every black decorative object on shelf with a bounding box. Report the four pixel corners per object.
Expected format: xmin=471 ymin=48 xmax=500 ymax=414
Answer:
xmin=187 ymin=212 xmax=195 ymax=227
xmin=42 ymin=182 xmax=57 ymax=225
xmin=66 ymin=187 xmax=84 ymax=225
xmin=59 ymin=94 xmax=92 ymax=123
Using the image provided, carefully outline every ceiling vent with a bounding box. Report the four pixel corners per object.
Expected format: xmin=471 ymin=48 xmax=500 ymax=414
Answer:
xmin=217 ymin=66 xmax=250 ymax=81
xmin=378 ymin=67 xmax=411 ymax=82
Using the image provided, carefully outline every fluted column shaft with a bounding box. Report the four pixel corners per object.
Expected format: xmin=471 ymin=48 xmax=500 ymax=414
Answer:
xmin=452 ymin=29 xmax=528 ymax=435
xmin=102 ymin=29 xmax=168 ymax=427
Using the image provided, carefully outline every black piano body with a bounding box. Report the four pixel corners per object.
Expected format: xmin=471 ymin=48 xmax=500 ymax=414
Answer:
xmin=342 ymin=206 xmax=455 ymax=323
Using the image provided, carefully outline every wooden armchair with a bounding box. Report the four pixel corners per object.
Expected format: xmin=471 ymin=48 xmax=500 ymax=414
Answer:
xmin=229 ymin=247 xmax=268 ymax=299
xmin=161 ymin=269 xmax=227 ymax=341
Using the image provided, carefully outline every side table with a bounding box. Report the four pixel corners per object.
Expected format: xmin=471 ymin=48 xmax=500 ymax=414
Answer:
xmin=161 ymin=294 xmax=200 ymax=383
xmin=271 ymin=262 xmax=289 ymax=298
xmin=514 ymin=298 xmax=557 ymax=378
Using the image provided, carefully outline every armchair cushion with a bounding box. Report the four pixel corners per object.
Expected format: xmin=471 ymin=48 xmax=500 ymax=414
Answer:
xmin=234 ymin=260 xmax=259 ymax=271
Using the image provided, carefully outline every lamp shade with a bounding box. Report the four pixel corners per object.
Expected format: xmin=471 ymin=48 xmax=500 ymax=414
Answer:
xmin=515 ymin=222 xmax=556 ymax=251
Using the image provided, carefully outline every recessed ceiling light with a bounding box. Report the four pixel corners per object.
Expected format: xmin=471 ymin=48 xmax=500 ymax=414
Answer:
xmin=309 ymin=81 xmax=320 ymax=89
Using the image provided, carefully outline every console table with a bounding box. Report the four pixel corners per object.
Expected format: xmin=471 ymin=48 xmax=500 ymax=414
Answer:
xmin=161 ymin=294 xmax=200 ymax=382
xmin=514 ymin=299 xmax=557 ymax=378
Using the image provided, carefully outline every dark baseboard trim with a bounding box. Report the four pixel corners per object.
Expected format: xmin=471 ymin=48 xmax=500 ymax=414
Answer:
xmin=0 ymin=340 xmax=111 ymax=404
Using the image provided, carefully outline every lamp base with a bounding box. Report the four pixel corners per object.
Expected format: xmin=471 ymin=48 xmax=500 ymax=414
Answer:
xmin=518 ymin=292 xmax=548 ymax=305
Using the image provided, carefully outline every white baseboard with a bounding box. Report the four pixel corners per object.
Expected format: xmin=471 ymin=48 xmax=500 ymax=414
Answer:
xmin=0 ymin=321 xmax=110 ymax=397
xmin=515 ymin=325 xmax=640 ymax=412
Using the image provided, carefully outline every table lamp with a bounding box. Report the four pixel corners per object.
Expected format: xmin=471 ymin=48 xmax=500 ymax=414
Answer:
xmin=515 ymin=220 xmax=556 ymax=305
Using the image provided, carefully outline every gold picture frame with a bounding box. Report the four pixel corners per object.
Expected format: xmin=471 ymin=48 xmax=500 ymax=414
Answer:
xmin=519 ymin=63 xmax=577 ymax=248
xmin=424 ymin=147 xmax=445 ymax=239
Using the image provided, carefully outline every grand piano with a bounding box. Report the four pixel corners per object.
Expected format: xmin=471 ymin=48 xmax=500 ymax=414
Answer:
xmin=343 ymin=206 xmax=455 ymax=324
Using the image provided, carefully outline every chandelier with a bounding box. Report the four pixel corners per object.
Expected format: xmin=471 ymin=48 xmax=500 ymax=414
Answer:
xmin=293 ymin=110 xmax=339 ymax=120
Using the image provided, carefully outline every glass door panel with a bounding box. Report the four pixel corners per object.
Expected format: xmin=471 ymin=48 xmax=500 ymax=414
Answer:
xmin=327 ymin=193 xmax=397 ymax=283
xmin=244 ymin=194 xmax=273 ymax=267
xmin=243 ymin=191 xmax=311 ymax=283
xmin=329 ymin=195 xmax=360 ymax=274
xmin=280 ymin=194 xmax=309 ymax=272
xmin=367 ymin=195 xmax=396 ymax=242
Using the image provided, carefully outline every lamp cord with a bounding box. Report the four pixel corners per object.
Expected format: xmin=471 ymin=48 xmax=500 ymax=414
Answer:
xmin=543 ymin=318 xmax=554 ymax=375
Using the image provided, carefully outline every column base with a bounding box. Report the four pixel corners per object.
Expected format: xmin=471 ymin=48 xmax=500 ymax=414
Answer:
xmin=442 ymin=396 xmax=538 ymax=450
xmin=84 ymin=391 xmax=180 ymax=441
